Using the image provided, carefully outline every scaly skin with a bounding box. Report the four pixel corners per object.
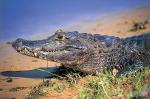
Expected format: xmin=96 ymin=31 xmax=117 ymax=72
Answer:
xmin=12 ymin=29 xmax=150 ymax=76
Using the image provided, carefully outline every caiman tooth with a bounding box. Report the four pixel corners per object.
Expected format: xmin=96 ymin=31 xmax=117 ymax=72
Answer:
xmin=34 ymin=52 xmax=38 ymax=57
xmin=24 ymin=47 xmax=28 ymax=51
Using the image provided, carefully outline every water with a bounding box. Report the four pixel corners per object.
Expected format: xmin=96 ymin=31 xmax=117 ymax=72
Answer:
xmin=0 ymin=0 xmax=150 ymax=41
xmin=0 ymin=67 xmax=60 ymax=79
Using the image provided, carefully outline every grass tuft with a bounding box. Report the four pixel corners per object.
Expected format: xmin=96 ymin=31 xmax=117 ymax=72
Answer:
xmin=26 ymin=66 xmax=150 ymax=98
xmin=79 ymin=67 xmax=150 ymax=99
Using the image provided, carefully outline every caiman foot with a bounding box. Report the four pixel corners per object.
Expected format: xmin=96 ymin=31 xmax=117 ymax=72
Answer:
xmin=117 ymin=61 xmax=144 ymax=77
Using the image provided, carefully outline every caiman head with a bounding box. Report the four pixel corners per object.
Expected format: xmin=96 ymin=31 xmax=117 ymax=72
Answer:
xmin=12 ymin=29 xmax=96 ymax=66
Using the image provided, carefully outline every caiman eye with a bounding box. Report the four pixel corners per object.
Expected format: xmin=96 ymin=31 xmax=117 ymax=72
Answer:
xmin=55 ymin=35 xmax=64 ymax=41
xmin=57 ymin=35 xmax=63 ymax=39
xmin=65 ymin=37 xmax=70 ymax=39
xmin=55 ymin=35 xmax=70 ymax=41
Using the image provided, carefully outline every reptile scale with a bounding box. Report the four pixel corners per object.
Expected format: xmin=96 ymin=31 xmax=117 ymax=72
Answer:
xmin=12 ymin=29 xmax=150 ymax=76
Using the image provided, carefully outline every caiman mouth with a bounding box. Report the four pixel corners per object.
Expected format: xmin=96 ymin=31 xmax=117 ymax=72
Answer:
xmin=40 ymin=46 xmax=83 ymax=52
xmin=15 ymin=45 xmax=84 ymax=58
xmin=15 ymin=46 xmax=35 ymax=57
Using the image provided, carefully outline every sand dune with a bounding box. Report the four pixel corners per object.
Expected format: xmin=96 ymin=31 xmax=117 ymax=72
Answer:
xmin=0 ymin=5 xmax=150 ymax=98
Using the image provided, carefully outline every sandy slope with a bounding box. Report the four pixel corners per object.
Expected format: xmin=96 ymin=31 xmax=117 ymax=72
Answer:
xmin=0 ymin=43 xmax=59 ymax=98
xmin=66 ymin=5 xmax=150 ymax=38
xmin=0 ymin=5 xmax=150 ymax=99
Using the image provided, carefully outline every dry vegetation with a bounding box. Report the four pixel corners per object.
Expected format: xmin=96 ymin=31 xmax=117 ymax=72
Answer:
xmin=25 ymin=67 xmax=150 ymax=99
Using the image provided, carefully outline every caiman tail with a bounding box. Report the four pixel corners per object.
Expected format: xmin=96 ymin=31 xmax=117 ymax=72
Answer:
xmin=123 ymin=33 xmax=150 ymax=51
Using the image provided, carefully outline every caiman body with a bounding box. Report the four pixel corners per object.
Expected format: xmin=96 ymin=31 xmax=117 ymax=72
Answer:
xmin=12 ymin=30 xmax=150 ymax=76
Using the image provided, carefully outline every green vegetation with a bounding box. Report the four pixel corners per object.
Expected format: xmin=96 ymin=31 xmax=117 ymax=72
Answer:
xmin=26 ymin=80 xmax=51 ymax=99
xmin=130 ymin=20 xmax=149 ymax=31
xmin=53 ymin=83 xmax=65 ymax=93
xmin=27 ymin=67 xmax=150 ymax=99
xmin=79 ymin=68 xmax=150 ymax=99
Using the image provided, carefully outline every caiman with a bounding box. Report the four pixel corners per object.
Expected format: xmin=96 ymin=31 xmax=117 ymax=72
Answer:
xmin=12 ymin=29 xmax=150 ymax=76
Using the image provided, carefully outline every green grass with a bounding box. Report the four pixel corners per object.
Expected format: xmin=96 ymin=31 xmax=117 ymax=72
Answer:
xmin=53 ymin=82 xmax=65 ymax=93
xmin=79 ymin=68 xmax=150 ymax=99
xmin=27 ymin=67 xmax=150 ymax=99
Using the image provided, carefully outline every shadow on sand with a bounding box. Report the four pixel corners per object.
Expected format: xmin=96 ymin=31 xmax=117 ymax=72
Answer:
xmin=0 ymin=66 xmax=61 ymax=79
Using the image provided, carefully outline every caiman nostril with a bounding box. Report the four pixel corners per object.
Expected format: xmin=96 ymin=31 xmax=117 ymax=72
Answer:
xmin=16 ymin=49 xmax=20 ymax=52
xmin=12 ymin=39 xmax=24 ymax=49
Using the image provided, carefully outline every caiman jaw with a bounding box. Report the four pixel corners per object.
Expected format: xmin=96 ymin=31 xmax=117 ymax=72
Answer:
xmin=15 ymin=46 xmax=35 ymax=57
xmin=15 ymin=45 xmax=85 ymax=62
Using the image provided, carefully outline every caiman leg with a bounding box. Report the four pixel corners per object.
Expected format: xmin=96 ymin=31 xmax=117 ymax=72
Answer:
xmin=117 ymin=60 xmax=144 ymax=77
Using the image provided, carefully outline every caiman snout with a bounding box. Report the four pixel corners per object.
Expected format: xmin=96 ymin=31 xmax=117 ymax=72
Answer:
xmin=12 ymin=38 xmax=44 ymax=58
xmin=12 ymin=38 xmax=25 ymax=51
xmin=12 ymin=38 xmax=34 ymax=57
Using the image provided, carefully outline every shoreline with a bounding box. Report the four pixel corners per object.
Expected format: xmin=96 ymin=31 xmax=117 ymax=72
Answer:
xmin=0 ymin=5 xmax=150 ymax=98
xmin=0 ymin=4 xmax=149 ymax=42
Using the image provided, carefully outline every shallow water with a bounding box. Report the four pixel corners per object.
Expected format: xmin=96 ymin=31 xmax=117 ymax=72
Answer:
xmin=0 ymin=67 xmax=60 ymax=79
